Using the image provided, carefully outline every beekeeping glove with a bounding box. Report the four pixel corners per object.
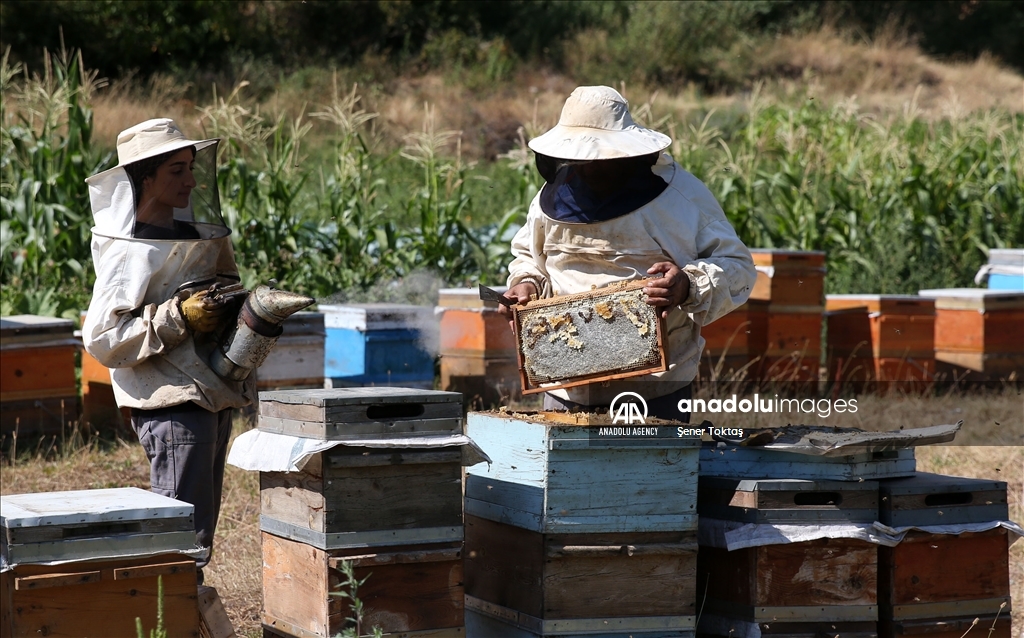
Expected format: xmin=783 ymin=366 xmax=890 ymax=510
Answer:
xmin=180 ymin=290 xmax=230 ymax=333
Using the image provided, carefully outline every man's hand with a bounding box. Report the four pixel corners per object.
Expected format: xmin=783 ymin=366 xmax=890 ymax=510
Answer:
xmin=499 ymin=281 xmax=538 ymax=320
xmin=181 ymin=290 xmax=231 ymax=333
xmin=644 ymin=262 xmax=690 ymax=318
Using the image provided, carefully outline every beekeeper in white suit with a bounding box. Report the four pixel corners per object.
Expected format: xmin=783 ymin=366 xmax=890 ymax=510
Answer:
xmin=501 ymin=86 xmax=757 ymax=420
xmin=83 ymin=118 xmax=251 ymax=583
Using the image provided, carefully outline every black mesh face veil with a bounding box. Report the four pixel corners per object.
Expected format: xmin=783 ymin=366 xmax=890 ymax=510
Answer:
xmin=123 ymin=141 xmax=228 ymax=240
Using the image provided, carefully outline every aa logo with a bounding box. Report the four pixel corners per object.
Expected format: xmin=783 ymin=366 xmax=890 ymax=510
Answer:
xmin=609 ymin=392 xmax=648 ymax=425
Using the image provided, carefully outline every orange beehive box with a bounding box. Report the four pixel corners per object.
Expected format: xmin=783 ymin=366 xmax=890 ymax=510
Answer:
xmin=826 ymin=296 xmax=935 ymax=385
xmin=0 ymin=315 xmax=79 ymax=437
xmin=438 ymin=287 xmax=520 ymax=404
xmin=439 ymin=308 xmax=516 ymax=356
xmin=918 ymin=289 xmax=1024 ymax=379
xmin=699 ymin=300 xmax=768 ymax=381
xmin=749 ymin=249 xmax=827 ymax=306
xmin=756 ymin=305 xmax=823 ymax=382
xmin=78 ymin=311 xmax=131 ymax=431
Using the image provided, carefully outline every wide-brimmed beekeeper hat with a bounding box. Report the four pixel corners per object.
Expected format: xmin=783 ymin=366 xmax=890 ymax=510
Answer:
xmin=87 ymin=118 xmax=218 ymax=183
xmin=528 ymin=86 xmax=671 ymax=161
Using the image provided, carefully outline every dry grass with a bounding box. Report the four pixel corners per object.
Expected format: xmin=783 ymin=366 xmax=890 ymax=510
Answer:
xmin=1 ymin=395 xmax=1020 ymax=636
xmin=83 ymin=28 xmax=1024 ymax=164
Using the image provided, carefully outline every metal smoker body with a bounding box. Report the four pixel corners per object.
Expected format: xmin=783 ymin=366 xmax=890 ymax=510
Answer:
xmin=209 ymin=285 xmax=315 ymax=381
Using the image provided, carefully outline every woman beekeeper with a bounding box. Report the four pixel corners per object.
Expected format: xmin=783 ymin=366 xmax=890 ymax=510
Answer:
xmin=82 ymin=118 xmax=251 ymax=583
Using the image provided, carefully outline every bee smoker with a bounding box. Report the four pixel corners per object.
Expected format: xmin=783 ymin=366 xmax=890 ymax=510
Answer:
xmin=209 ymin=284 xmax=315 ymax=381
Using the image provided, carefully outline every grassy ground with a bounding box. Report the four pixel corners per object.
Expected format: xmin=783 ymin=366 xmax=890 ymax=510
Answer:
xmin=1 ymin=391 xmax=1020 ymax=636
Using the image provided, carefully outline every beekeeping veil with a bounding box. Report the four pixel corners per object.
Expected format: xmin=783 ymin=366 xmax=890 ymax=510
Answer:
xmin=85 ymin=118 xmax=239 ymax=304
xmin=86 ymin=118 xmax=227 ymax=240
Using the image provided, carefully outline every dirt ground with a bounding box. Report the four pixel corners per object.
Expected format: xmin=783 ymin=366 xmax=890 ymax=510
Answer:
xmin=1 ymin=390 xmax=1020 ymax=637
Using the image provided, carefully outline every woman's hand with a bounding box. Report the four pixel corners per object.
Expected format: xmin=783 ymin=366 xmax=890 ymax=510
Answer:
xmin=644 ymin=262 xmax=690 ymax=318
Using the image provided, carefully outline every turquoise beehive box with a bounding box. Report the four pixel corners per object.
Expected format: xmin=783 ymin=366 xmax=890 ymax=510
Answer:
xmin=465 ymin=411 xmax=699 ymax=534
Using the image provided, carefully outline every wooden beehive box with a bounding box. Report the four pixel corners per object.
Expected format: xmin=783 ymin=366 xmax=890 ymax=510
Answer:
xmin=512 ymin=280 xmax=667 ymax=394
xmin=876 ymin=473 xmax=1012 ymax=638
xmin=262 ymin=531 xmax=463 ymax=638
xmin=826 ymin=295 xmax=935 ymax=385
xmin=760 ymin=305 xmax=823 ymax=382
xmin=700 ymin=444 xmax=916 ymax=481
xmin=699 ymin=299 xmax=768 ymax=380
xmin=0 ymin=315 xmax=79 ymax=437
xmin=878 ymin=472 xmax=1008 ymax=527
xmin=464 ymin=514 xmax=696 ymax=637
xmin=1 ymin=488 xmax=200 ymax=637
xmin=465 ymin=411 xmax=698 ymax=534
xmin=749 ymin=249 xmax=827 ymax=306
xmin=698 ymin=477 xmax=879 ymax=524
xmin=256 ymin=388 xmax=465 ymax=548
xmin=438 ymin=287 xmax=521 ymax=405
xmin=918 ymin=288 xmax=1024 ymax=379
xmin=255 ymin=311 xmax=325 ymax=390
xmin=256 ymin=387 xmax=462 ymax=440
xmin=697 ymin=537 xmax=878 ymax=625
xmin=321 ymin=303 xmax=437 ymax=389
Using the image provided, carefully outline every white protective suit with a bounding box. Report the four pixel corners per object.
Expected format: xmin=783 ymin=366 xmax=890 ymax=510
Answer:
xmin=82 ymin=158 xmax=254 ymax=412
xmin=507 ymin=153 xmax=756 ymax=405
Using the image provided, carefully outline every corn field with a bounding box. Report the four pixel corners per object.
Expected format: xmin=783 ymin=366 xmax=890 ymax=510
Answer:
xmin=2 ymin=51 xmax=1021 ymax=319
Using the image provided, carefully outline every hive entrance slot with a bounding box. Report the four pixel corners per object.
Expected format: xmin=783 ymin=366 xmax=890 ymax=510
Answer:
xmin=62 ymin=521 xmax=143 ymax=538
xmin=924 ymin=492 xmax=972 ymax=507
xmin=366 ymin=403 xmax=425 ymax=420
xmin=793 ymin=492 xmax=842 ymax=506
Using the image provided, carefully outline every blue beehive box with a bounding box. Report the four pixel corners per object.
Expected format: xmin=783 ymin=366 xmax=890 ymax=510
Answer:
xmin=321 ymin=303 xmax=437 ymax=389
xmin=465 ymin=411 xmax=700 ymax=534
xmin=979 ymin=248 xmax=1024 ymax=291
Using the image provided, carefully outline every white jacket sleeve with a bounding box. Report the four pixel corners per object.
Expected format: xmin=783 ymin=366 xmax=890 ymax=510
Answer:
xmin=506 ymin=200 xmax=551 ymax=295
xmin=83 ymin=241 xmax=190 ymax=369
xmin=678 ymin=216 xmax=757 ymax=327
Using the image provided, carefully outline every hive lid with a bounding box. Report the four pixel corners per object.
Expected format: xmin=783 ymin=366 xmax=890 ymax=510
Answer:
xmin=281 ymin=311 xmax=325 ymax=335
xmin=918 ymin=288 xmax=1024 ymax=310
xmin=259 ymin=387 xmax=461 ymax=407
xmin=879 ymin=471 xmax=1006 ymax=497
xmin=320 ymin=303 xmax=436 ymax=331
xmin=1 ymin=487 xmax=193 ymax=529
xmin=0 ymin=315 xmax=75 ymax=339
xmin=438 ymin=286 xmax=508 ymax=310
xmin=988 ymin=249 xmax=1024 ymax=268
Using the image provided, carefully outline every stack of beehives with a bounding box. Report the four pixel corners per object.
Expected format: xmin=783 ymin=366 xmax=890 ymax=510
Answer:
xmin=228 ymin=387 xmax=483 ymax=638
xmin=0 ymin=315 xmax=79 ymax=437
xmin=437 ymin=287 xmax=520 ymax=407
xmin=463 ymin=411 xmax=700 ymax=637
xmin=696 ymin=426 xmax=1017 ymax=638
xmin=699 ymin=249 xmax=826 ymax=384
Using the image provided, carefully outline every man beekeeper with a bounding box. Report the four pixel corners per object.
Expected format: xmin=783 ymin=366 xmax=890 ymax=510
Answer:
xmin=501 ymin=86 xmax=756 ymax=420
xmin=82 ymin=119 xmax=250 ymax=583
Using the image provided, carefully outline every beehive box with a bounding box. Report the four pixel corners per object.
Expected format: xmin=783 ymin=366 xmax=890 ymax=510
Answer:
xmin=1 ymin=488 xmax=200 ymax=637
xmin=826 ymin=296 xmax=935 ymax=385
xmin=465 ymin=514 xmax=696 ymax=637
xmin=262 ymin=531 xmax=463 ymax=638
xmin=749 ymin=249 xmax=827 ymax=306
xmin=698 ymin=614 xmax=876 ymax=638
xmin=0 ymin=315 xmax=79 ymax=437
xmin=983 ymin=248 xmax=1023 ymax=291
xmin=256 ymin=311 xmax=325 ymax=390
xmin=700 ymin=444 xmax=916 ymax=481
xmin=256 ymin=388 xmax=465 ymax=548
xmin=697 ymin=477 xmax=879 ymax=524
xmin=917 ymin=288 xmax=1024 ymax=380
xmin=697 ymin=537 xmax=878 ymax=626
xmin=321 ymin=303 xmax=437 ymax=389
xmin=512 ymin=281 xmax=667 ymax=394
xmin=465 ymin=411 xmax=698 ymax=534
xmin=438 ymin=287 xmax=521 ymax=405
xmin=876 ymin=473 xmax=1011 ymax=638
xmin=699 ymin=299 xmax=768 ymax=381
xmin=759 ymin=305 xmax=822 ymax=382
